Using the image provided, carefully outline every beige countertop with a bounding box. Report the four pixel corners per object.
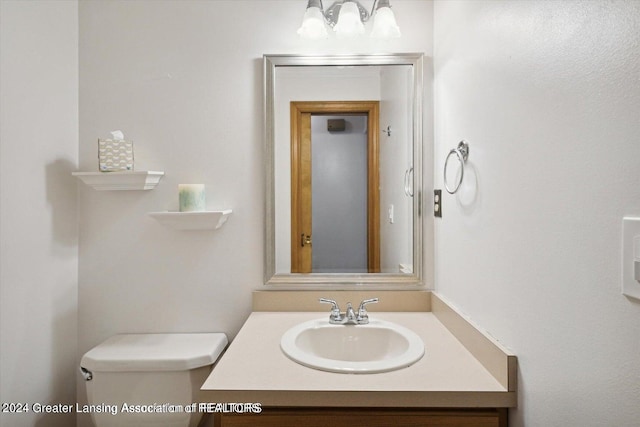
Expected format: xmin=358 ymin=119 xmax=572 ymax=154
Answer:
xmin=202 ymin=308 xmax=516 ymax=408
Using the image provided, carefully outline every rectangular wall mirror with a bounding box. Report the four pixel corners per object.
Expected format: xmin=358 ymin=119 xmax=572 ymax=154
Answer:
xmin=264 ymin=54 xmax=424 ymax=287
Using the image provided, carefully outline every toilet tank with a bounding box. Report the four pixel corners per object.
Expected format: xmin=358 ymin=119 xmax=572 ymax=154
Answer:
xmin=81 ymin=333 xmax=228 ymax=427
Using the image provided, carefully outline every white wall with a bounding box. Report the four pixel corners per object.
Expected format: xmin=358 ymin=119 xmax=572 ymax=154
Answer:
xmin=434 ymin=1 xmax=640 ymax=425
xmin=0 ymin=1 xmax=79 ymax=427
xmin=77 ymin=1 xmax=433 ymax=425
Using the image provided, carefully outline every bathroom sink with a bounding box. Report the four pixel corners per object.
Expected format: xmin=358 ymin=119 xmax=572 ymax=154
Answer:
xmin=280 ymin=318 xmax=425 ymax=374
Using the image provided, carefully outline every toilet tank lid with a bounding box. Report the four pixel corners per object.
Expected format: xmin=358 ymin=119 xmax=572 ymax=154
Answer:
xmin=80 ymin=333 xmax=228 ymax=372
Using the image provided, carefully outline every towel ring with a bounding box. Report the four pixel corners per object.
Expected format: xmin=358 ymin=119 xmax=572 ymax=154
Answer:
xmin=444 ymin=140 xmax=470 ymax=194
xmin=404 ymin=167 xmax=414 ymax=197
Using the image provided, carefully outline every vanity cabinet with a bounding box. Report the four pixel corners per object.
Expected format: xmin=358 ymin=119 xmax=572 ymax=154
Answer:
xmin=214 ymin=408 xmax=507 ymax=427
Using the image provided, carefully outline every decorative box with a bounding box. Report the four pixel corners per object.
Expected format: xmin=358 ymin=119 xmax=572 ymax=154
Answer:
xmin=98 ymin=139 xmax=134 ymax=172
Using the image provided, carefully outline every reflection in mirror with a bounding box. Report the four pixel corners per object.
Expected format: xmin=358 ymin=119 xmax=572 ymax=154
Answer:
xmin=264 ymin=54 xmax=423 ymax=286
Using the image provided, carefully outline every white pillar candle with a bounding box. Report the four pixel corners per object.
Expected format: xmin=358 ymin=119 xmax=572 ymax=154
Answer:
xmin=178 ymin=184 xmax=206 ymax=212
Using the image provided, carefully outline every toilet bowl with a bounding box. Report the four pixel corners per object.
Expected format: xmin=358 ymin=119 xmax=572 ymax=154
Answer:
xmin=80 ymin=333 xmax=228 ymax=427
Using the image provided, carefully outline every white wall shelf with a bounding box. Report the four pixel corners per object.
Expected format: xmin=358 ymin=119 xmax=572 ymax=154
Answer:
xmin=72 ymin=171 xmax=164 ymax=190
xmin=148 ymin=210 xmax=232 ymax=230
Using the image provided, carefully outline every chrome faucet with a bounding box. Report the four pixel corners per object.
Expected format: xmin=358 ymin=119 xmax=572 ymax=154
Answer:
xmin=344 ymin=302 xmax=357 ymax=323
xmin=319 ymin=298 xmax=379 ymax=325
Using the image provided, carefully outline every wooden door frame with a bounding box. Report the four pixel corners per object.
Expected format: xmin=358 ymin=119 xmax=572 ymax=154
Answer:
xmin=290 ymin=101 xmax=380 ymax=273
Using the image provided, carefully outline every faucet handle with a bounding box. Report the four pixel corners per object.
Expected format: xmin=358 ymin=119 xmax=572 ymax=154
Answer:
xmin=358 ymin=298 xmax=379 ymax=310
xmin=357 ymin=298 xmax=379 ymax=324
xmin=319 ymin=298 xmax=342 ymax=322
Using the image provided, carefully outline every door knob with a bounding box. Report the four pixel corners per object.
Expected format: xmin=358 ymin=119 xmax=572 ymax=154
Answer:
xmin=300 ymin=233 xmax=312 ymax=247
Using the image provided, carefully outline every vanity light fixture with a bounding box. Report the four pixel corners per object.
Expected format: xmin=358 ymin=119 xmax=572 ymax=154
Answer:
xmin=297 ymin=0 xmax=400 ymax=40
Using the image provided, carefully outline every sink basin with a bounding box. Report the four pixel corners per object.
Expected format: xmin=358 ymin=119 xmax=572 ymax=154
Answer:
xmin=280 ymin=318 xmax=425 ymax=374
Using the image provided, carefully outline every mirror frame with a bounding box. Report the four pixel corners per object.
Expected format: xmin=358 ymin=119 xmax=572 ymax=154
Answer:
xmin=264 ymin=53 xmax=424 ymax=287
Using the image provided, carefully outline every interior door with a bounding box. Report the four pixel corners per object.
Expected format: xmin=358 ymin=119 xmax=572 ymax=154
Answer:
xmin=290 ymin=101 xmax=380 ymax=274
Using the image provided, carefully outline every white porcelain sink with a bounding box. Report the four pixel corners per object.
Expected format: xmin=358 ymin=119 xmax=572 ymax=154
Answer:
xmin=280 ymin=318 xmax=425 ymax=374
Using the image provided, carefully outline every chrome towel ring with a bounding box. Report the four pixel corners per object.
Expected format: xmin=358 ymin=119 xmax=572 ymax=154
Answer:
xmin=404 ymin=167 xmax=414 ymax=197
xmin=444 ymin=140 xmax=470 ymax=194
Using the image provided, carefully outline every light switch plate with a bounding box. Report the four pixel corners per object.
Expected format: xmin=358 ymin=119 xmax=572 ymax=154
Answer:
xmin=622 ymin=217 xmax=640 ymax=300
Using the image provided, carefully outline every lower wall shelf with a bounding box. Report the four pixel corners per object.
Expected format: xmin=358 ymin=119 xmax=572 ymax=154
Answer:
xmin=148 ymin=210 xmax=232 ymax=230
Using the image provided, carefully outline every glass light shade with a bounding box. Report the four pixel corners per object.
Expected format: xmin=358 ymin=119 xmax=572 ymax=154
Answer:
xmin=333 ymin=2 xmax=365 ymax=37
xmin=370 ymin=7 xmax=401 ymax=38
xmin=297 ymin=6 xmax=328 ymax=39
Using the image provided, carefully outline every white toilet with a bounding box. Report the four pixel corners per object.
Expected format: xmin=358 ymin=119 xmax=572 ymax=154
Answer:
xmin=80 ymin=333 xmax=228 ymax=427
